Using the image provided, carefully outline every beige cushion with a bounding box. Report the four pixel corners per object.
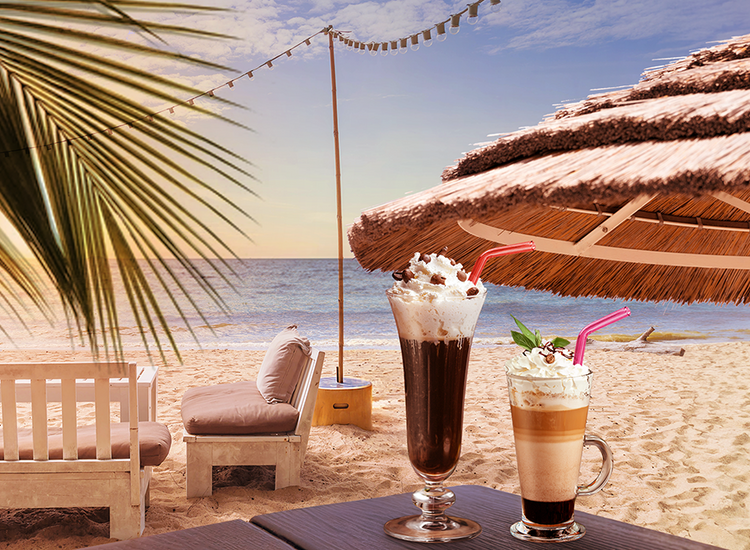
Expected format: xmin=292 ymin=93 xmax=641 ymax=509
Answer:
xmin=0 ymin=422 xmax=172 ymax=467
xmin=181 ymin=380 xmax=300 ymax=435
xmin=256 ymin=325 xmax=311 ymax=404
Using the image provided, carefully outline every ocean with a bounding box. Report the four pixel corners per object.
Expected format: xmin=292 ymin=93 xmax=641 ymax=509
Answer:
xmin=2 ymin=258 xmax=749 ymax=351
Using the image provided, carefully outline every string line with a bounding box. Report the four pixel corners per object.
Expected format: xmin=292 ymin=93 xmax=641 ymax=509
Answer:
xmin=2 ymin=1 xmax=501 ymax=155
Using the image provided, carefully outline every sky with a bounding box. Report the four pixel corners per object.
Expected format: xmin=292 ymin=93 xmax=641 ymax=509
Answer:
xmin=124 ymin=0 xmax=750 ymax=258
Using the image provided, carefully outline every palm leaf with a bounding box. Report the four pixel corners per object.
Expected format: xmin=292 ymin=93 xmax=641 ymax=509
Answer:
xmin=0 ymin=0 xmax=258 ymax=360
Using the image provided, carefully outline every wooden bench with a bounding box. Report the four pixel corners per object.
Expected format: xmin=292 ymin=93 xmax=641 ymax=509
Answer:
xmin=183 ymin=350 xmax=325 ymax=496
xmin=0 ymin=362 xmax=171 ymax=540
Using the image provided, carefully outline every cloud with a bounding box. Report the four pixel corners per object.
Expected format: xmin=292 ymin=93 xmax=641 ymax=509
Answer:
xmin=124 ymin=0 xmax=466 ymax=63
xmin=486 ymin=0 xmax=750 ymax=51
xmin=329 ymin=0 xmax=455 ymax=41
xmin=78 ymin=0 xmax=749 ymax=113
xmin=135 ymin=0 xmax=750 ymax=73
xmin=83 ymin=0 xmax=750 ymax=72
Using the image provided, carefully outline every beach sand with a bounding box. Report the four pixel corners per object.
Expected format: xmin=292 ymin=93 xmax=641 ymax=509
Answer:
xmin=0 ymin=343 xmax=748 ymax=549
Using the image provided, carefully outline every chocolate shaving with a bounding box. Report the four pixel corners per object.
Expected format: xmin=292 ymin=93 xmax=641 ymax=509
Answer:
xmin=467 ymin=287 xmax=479 ymax=296
xmin=539 ymin=340 xmax=574 ymax=360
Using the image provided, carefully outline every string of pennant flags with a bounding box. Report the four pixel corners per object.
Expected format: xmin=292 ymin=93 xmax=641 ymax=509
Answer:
xmin=329 ymin=0 xmax=501 ymax=54
xmin=2 ymin=0 xmax=500 ymax=156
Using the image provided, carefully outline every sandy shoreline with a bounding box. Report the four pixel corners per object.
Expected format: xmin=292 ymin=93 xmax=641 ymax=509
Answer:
xmin=0 ymin=343 xmax=748 ymax=549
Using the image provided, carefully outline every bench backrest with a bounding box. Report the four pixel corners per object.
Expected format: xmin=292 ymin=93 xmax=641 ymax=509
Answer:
xmin=0 ymin=362 xmax=141 ymax=505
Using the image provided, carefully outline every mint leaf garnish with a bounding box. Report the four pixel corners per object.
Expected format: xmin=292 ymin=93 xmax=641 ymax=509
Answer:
xmin=511 ymin=316 xmax=570 ymax=352
xmin=511 ymin=330 xmax=536 ymax=351
xmin=551 ymin=336 xmax=571 ymax=348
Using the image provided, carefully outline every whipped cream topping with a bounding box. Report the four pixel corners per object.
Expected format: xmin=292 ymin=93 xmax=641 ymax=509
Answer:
xmin=505 ymin=342 xmax=590 ymax=407
xmin=505 ymin=342 xmax=588 ymax=378
xmin=387 ymin=251 xmax=486 ymax=341
xmin=389 ymin=252 xmax=483 ymax=299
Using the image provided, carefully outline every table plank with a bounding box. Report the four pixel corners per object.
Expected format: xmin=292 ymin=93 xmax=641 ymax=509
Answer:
xmin=252 ymin=485 xmax=725 ymax=550
xmin=82 ymin=519 xmax=296 ymax=549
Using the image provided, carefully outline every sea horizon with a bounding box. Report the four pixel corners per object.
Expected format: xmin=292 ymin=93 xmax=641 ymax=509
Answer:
xmin=0 ymin=258 xmax=748 ymax=353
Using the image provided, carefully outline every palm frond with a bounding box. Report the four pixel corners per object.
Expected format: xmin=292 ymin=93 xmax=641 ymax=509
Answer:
xmin=0 ymin=0 xmax=258 ymax=360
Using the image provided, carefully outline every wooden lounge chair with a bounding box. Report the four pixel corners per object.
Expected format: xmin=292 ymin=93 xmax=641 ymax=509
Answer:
xmin=182 ymin=326 xmax=324 ymax=496
xmin=0 ymin=361 xmax=172 ymax=540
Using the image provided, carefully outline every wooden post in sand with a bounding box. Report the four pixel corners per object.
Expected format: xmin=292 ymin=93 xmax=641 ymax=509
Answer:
xmin=312 ymin=27 xmax=373 ymax=431
xmin=328 ymin=26 xmax=345 ymax=384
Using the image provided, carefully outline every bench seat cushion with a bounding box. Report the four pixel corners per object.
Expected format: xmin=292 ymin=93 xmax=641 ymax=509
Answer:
xmin=0 ymin=422 xmax=172 ymax=467
xmin=181 ymin=380 xmax=300 ymax=436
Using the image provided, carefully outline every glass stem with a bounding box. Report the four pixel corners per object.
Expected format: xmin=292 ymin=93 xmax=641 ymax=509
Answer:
xmin=413 ymin=481 xmax=455 ymax=524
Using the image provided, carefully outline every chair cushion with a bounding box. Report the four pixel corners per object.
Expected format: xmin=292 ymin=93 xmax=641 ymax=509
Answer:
xmin=0 ymin=422 xmax=172 ymax=467
xmin=181 ymin=380 xmax=300 ymax=435
xmin=256 ymin=325 xmax=311 ymax=404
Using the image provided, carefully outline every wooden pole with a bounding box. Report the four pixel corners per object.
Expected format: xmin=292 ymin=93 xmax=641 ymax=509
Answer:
xmin=328 ymin=28 xmax=345 ymax=384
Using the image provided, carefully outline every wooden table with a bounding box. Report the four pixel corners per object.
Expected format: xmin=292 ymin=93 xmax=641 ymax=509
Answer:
xmin=14 ymin=365 xmax=158 ymax=422
xmin=251 ymin=485 xmax=725 ymax=549
xmin=82 ymin=519 xmax=295 ymax=549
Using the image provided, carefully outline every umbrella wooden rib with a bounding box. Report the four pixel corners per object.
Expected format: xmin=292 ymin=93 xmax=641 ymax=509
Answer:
xmin=458 ymin=218 xmax=750 ymax=269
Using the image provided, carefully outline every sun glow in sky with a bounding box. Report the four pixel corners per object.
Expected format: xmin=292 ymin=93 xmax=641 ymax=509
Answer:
xmin=132 ymin=0 xmax=750 ymax=258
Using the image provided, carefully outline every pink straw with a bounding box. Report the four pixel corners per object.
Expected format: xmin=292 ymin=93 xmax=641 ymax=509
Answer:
xmin=469 ymin=242 xmax=536 ymax=284
xmin=573 ymin=306 xmax=631 ymax=365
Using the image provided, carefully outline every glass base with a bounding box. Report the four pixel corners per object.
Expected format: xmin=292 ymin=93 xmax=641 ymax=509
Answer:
xmin=385 ymin=514 xmax=481 ymax=543
xmin=510 ymin=520 xmax=585 ymax=543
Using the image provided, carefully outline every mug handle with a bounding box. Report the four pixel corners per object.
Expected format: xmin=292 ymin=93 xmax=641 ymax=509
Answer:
xmin=577 ymin=433 xmax=613 ymax=497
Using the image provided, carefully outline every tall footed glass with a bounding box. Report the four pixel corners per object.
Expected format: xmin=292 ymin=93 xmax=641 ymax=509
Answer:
xmin=385 ymin=289 xmax=486 ymax=542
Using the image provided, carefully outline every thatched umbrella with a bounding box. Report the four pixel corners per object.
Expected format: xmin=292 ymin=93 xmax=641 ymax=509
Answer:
xmin=348 ymin=34 xmax=750 ymax=305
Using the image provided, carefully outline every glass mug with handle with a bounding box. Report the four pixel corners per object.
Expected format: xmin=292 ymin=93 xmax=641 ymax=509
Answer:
xmin=506 ymin=370 xmax=613 ymax=542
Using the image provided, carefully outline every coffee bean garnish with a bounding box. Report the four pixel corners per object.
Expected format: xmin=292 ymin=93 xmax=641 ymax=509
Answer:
xmin=457 ymin=270 xmax=467 ymax=282
xmin=421 ymin=253 xmax=431 ymax=263
xmin=439 ymin=246 xmax=449 ymax=257
xmin=545 ymin=354 xmax=555 ymax=364
xmin=467 ymin=287 xmax=479 ymax=296
xmin=393 ymin=269 xmax=414 ymax=282
xmin=430 ymin=274 xmax=446 ymax=285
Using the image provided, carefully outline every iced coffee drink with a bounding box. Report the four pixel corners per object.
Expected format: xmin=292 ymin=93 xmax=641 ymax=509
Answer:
xmin=505 ymin=324 xmax=613 ymax=542
xmin=385 ymin=250 xmax=486 ymax=542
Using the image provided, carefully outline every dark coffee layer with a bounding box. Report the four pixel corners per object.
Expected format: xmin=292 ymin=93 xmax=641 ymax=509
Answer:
xmin=400 ymin=337 xmax=473 ymax=477
xmin=522 ymin=498 xmax=576 ymax=526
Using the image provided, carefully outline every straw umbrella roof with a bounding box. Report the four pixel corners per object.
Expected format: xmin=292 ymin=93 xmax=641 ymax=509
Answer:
xmin=348 ymin=34 xmax=750 ymax=305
